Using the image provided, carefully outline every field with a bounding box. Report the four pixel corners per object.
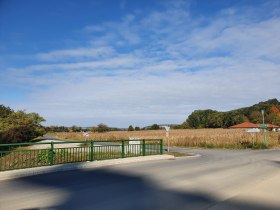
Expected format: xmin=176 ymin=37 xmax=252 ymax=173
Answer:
xmin=54 ymin=129 xmax=280 ymax=149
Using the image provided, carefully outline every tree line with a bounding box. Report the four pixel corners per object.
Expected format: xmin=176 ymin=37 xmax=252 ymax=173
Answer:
xmin=180 ymin=98 xmax=280 ymax=129
xmin=1 ymin=98 xmax=279 ymax=145
xmin=45 ymin=124 xmax=125 ymax=133
xmin=45 ymin=124 xmax=161 ymax=133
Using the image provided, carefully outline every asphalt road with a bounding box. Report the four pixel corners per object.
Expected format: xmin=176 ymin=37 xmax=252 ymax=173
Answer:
xmin=1 ymin=148 xmax=280 ymax=210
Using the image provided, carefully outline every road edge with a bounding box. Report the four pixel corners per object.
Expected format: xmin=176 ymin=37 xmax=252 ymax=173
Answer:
xmin=0 ymin=155 xmax=175 ymax=181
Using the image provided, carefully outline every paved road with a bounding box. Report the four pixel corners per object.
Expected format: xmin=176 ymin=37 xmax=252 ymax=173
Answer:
xmin=1 ymin=148 xmax=280 ymax=210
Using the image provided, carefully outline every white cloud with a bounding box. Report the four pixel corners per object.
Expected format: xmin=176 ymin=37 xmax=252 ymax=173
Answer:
xmin=10 ymin=55 xmax=280 ymax=127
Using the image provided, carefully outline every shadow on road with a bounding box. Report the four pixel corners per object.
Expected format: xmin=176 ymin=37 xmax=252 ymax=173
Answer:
xmin=9 ymin=164 xmax=279 ymax=210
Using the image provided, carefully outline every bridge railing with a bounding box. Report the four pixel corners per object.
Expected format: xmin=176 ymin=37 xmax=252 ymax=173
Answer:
xmin=0 ymin=139 xmax=163 ymax=171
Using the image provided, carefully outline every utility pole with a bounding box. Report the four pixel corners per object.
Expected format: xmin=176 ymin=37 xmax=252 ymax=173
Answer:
xmin=261 ymin=110 xmax=267 ymax=145
xmin=162 ymin=126 xmax=170 ymax=152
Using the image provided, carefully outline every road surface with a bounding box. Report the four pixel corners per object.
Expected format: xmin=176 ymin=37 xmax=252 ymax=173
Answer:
xmin=1 ymin=148 xmax=280 ymax=210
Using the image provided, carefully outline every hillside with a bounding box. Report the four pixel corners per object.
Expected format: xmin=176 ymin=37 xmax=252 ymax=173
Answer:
xmin=182 ymin=99 xmax=280 ymax=128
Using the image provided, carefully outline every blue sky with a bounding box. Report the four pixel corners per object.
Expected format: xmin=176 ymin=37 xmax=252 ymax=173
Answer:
xmin=0 ymin=0 xmax=280 ymax=127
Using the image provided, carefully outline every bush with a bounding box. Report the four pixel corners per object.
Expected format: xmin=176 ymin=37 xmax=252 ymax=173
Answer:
xmin=0 ymin=105 xmax=46 ymax=144
xmin=128 ymin=125 xmax=134 ymax=131
xmin=96 ymin=123 xmax=109 ymax=133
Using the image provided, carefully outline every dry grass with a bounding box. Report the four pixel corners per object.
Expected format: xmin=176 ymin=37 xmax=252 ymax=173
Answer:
xmin=54 ymin=129 xmax=280 ymax=149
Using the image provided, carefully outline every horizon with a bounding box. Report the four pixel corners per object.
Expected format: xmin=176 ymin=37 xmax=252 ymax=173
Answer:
xmin=1 ymin=0 xmax=280 ymax=127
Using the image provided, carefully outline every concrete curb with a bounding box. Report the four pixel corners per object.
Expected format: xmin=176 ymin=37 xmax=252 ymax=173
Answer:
xmin=175 ymin=153 xmax=201 ymax=158
xmin=0 ymin=155 xmax=175 ymax=181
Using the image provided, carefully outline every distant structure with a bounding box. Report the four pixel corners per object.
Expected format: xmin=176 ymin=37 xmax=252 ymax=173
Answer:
xmin=230 ymin=122 xmax=280 ymax=131
xmin=230 ymin=122 xmax=259 ymax=129
xmin=264 ymin=124 xmax=280 ymax=129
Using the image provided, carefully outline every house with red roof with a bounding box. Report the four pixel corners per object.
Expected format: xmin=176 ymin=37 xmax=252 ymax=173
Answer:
xmin=230 ymin=122 xmax=259 ymax=129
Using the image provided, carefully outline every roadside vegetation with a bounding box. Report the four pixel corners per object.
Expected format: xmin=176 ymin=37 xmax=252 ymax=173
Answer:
xmin=54 ymin=129 xmax=280 ymax=149
xmin=0 ymin=105 xmax=46 ymax=144
xmin=1 ymin=99 xmax=280 ymax=150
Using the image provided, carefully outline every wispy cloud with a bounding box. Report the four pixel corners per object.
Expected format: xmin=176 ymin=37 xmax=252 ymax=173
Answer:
xmin=37 ymin=47 xmax=115 ymax=61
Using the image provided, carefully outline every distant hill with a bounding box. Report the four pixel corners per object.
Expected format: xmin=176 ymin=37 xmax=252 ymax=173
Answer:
xmin=181 ymin=98 xmax=280 ymax=128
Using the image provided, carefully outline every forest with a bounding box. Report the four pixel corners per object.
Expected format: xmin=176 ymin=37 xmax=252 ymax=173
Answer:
xmin=181 ymin=99 xmax=280 ymax=129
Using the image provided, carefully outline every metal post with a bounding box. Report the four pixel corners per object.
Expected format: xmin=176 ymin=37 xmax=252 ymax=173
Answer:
xmin=49 ymin=142 xmax=54 ymax=165
xmin=167 ymin=136 xmax=170 ymax=152
xmin=261 ymin=110 xmax=266 ymax=146
xmin=161 ymin=126 xmax=170 ymax=152
xmin=121 ymin=140 xmax=125 ymax=158
xmin=264 ymin=128 xmax=267 ymax=146
xmin=90 ymin=141 xmax=94 ymax=161
xmin=160 ymin=139 xmax=163 ymax=154
xmin=166 ymin=130 xmax=170 ymax=152
xmin=142 ymin=140 xmax=146 ymax=156
xmin=261 ymin=110 xmax=265 ymax=124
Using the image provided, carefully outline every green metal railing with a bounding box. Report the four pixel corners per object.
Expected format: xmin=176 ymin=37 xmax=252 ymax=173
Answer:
xmin=0 ymin=139 xmax=163 ymax=171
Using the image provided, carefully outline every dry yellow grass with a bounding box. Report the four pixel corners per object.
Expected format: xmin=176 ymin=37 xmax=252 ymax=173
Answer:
xmin=54 ymin=129 xmax=280 ymax=149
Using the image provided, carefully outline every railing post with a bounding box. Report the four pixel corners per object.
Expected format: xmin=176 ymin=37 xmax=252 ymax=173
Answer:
xmin=263 ymin=128 xmax=267 ymax=146
xmin=122 ymin=140 xmax=125 ymax=158
xmin=90 ymin=141 xmax=94 ymax=161
xmin=49 ymin=142 xmax=54 ymax=165
xmin=142 ymin=140 xmax=146 ymax=156
xmin=160 ymin=139 xmax=163 ymax=154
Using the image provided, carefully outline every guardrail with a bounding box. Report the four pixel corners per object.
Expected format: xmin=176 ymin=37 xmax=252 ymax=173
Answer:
xmin=0 ymin=139 xmax=163 ymax=171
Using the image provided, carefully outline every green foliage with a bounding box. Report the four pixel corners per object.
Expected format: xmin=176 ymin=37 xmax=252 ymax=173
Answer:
xmin=181 ymin=121 xmax=190 ymax=129
xmin=45 ymin=126 xmax=69 ymax=132
xmin=141 ymin=124 xmax=161 ymax=130
xmin=187 ymin=109 xmax=218 ymax=128
xmin=0 ymin=105 xmax=13 ymax=118
xmin=0 ymin=105 xmax=46 ymax=144
xmin=96 ymin=123 xmax=109 ymax=133
xmin=37 ymin=150 xmax=51 ymax=164
xmin=150 ymin=124 xmax=160 ymax=130
xmin=128 ymin=125 xmax=134 ymax=131
xmin=135 ymin=126 xmax=140 ymax=131
xmin=183 ymin=98 xmax=280 ymax=128
xmin=71 ymin=125 xmax=82 ymax=132
xmin=249 ymin=111 xmax=262 ymax=123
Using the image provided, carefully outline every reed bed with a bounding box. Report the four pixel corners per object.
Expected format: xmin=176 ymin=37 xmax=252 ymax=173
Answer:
xmin=54 ymin=129 xmax=280 ymax=149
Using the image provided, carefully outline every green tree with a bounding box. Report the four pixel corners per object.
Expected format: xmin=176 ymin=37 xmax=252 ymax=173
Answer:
xmin=71 ymin=125 xmax=82 ymax=132
xmin=266 ymin=112 xmax=280 ymax=125
xmin=186 ymin=109 xmax=218 ymax=128
xmin=249 ymin=111 xmax=262 ymax=124
xmin=232 ymin=114 xmax=248 ymax=125
xmin=181 ymin=98 xmax=280 ymax=129
xmin=0 ymin=105 xmax=13 ymax=118
xmin=208 ymin=112 xmax=225 ymax=128
xmin=181 ymin=121 xmax=190 ymax=129
xmin=0 ymin=105 xmax=46 ymax=144
xmin=45 ymin=126 xmax=69 ymax=132
xmin=150 ymin=124 xmax=160 ymax=130
xmin=135 ymin=126 xmax=140 ymax=131
xmin=128 ymin=125 xmax=134 ymax=131
xmin=96 ymin=123 xmax=109 ymax=133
